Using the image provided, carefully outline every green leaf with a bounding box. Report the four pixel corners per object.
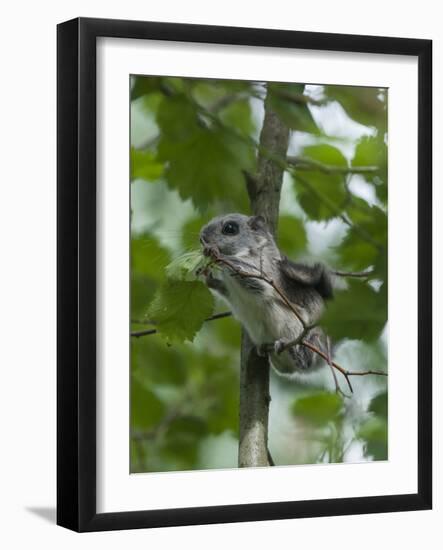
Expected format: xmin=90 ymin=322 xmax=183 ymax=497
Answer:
xmin=321 ymin=279 xmax=387 ymax=342
xmin=357 ymin=417 xmax=388 ymax=460
xmin=131 ymin=148 xmax=164 ymax=182
xmin=338 ymin=202 xmax=387 ymax=271
xmin=147 ymin=280 xmax=215 ymax=342
xmin=277 ymin=215 xmax=307 ymax=257
xmin=292 ymin=392 xmax=343 ymax=426
xmin=369 ymin=391 xmax=388 ymax=419
xmin=324 ymin=85 xmax=387 ymax=132
xmin=268 ymin=83 xmax=319 ymax=134
xmin=192 ymin=79 xmax=252 ymax=110
xmin=295 ymin=144 xmax=348 ymax=221
xmin=338 ymin=230 xmax=380 ymax=271
xmin=303 ymin=144 xmax=348 ymax=167
xmin=352 ymin=136 xmax=387 ymax=204
xmin=219 ymin=99 xmax=255 ymax=137
xmin=352 ymin=136 xmax=386 ymax=171
xmin=156 ymin=95 xmax=253 ymax=211
xmin=131 ymin=236 xmax=171 ymax=320
xmin=165 ymin=251 xmax=210 ymax=282
xmin=131 ymin=276 xmax=157 ymax=321
xmin=157 ymin=95 xmax=199 ymax=140
xmin=131 ymin=76 xmax=163 ymax=101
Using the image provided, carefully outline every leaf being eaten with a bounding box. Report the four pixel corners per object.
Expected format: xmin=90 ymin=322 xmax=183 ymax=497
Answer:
xmin=166 ymin=250 xmax=210 ymax=282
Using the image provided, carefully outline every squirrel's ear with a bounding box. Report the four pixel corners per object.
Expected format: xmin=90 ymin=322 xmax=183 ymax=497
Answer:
xmin=248 ymin=215 xmax=266 ymax=231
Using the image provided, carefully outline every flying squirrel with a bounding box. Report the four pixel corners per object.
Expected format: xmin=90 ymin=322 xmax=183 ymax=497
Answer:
xmin=199 ymin=213 xmax=333 ymax=377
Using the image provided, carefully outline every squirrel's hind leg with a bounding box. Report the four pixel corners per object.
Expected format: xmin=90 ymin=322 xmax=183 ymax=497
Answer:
xmin=271 ymin=327 xmax=326 ymax=374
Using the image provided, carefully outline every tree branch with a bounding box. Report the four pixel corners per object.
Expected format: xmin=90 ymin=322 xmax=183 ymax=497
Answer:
xmin=238 ymin=91 xmax=290 ymax=468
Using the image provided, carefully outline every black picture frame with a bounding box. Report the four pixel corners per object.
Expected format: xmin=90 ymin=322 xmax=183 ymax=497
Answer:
xmin=57 ymin=17 xmax=432 ymax=532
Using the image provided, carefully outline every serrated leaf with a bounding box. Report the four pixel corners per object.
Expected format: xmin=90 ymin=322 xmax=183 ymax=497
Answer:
xmin=292 ymin=392 xmax=343 ymax=426
xmin=147 ymin=280 xmax=214 ymax=342
xmin=277 ymin=215 xmax=307 ymax=257
xmin=131 ymin=147 xmax=164 ymax=182
xmin=321 ymin=279 xmax=387 ymax=342
xmin=339 ymin=203 xmax=387 ymax=271
xmin=295 ymin=144 xmax=348 ymax=221
xmin=131 ymin=236 xmax=170 ymax=320
xmin=166 ymin=251 xmax=210 ymax=282
xmin=296 ymin=173 xmax=346 ymax=221
xmin=156 ymin=95 xmax=253 ymax=211
xmin=268 ymin=83 xmax=319 ymax=134
xmin=338 ymin=230 xmax=380 ymax=271
xmin=219 ymin=99 xmax=255 ymax=137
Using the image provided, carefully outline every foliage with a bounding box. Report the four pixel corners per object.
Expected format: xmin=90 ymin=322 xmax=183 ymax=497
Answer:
xmin=130 ymin=76 xmax=388 ymax=472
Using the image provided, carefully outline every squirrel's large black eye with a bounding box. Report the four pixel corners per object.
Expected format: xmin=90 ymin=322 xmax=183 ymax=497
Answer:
xmin=221 ymin=221 xmax=239 ymax=236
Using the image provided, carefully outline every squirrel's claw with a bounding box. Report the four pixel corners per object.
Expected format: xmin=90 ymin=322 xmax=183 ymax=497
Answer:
xmin=274 ymin=338 xmax=289 ymax=355
xmin=203 ymin=244 xmax=219 ymax=258
xmin=256 ymin=344 xmax=269 ymax=357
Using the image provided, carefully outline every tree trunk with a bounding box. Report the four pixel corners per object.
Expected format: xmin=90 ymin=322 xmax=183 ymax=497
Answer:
xmin=238 ymin=95 xmax=290 ymax=467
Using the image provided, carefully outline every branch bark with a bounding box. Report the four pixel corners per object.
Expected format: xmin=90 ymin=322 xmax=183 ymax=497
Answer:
xmin=239 ymin=93 xmax=290 ymax=467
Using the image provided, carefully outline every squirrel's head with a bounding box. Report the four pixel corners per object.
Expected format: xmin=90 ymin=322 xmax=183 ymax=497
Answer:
xmin=200 ymin=213 xmax=276 ymax=257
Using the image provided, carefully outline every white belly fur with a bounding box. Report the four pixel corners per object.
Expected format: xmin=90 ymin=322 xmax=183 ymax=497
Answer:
xmin=222 ymin=272 xmax=303 ymax=346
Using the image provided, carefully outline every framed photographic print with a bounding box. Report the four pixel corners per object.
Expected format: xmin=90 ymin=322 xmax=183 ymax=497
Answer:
xmin=57 ymin=17 xmax=432 ymax=532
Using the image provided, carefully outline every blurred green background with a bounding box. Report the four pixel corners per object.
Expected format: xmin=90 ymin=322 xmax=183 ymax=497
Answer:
xmin=130 ymin=76 xmax=388 ymax=473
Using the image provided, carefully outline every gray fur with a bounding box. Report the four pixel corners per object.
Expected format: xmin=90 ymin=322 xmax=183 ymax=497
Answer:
xmin=200 ymin=213 xmax=333 ymax=376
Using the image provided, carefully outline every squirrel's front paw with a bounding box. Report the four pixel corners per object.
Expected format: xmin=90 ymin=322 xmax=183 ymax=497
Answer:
xmin=274 ymin=338 xmax=289 ymax=355
xmin=256 ymin=344 xmax=269 ymax=357
xmin=203 ymin=244 xmax=219 ymax=258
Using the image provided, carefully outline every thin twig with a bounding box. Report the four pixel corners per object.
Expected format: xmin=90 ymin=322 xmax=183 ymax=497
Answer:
xmin=131 ymin=311 xmax=232 ymax=338
xmin=131 ymin=328 xmax=158 ymax=338
xmin=332 ymin=269 xmax=375 ymax=278
xmin=300 ymin=339 xmax=387 ymax=394
xmin=207 ymin=249 xmax=307 ymax=330
xmin=325 ymin=335 xmax=350 ymax=398
xmin=287 ymin=155 xmax=378 ymax=175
